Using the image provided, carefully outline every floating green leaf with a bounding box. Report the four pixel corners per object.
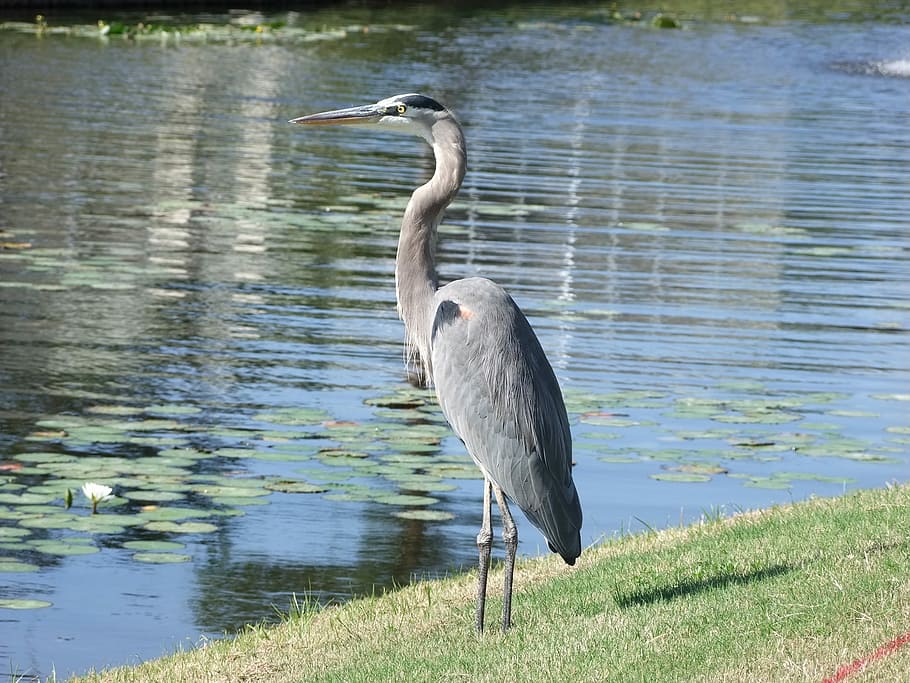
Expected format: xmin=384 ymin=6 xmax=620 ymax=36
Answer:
xmin=191 ymin=484 xmax=270 ymax=498
xmin=598 ymin=456 xmax=642 ymax=464
xmin=392 ymin=509 xmax=455 ymax=522
xmin=711 ymin=411 xmax=801 ymax=424
xmin=871 ymin=393 xmax=910 ymax=402
xmin=137 ymin=507 xmax=212 ymax=522
xmin=29 ymin=540 xmax=100 ymax=556
xmin=253 ymin=407 xmax=331 ymax=426
xmin=0 ymin=527 xmax=31 ymax=538
xmin=0 ymin=492 xmax=57 ymax=505
xmin=264 ymin=480 xmax=327 ymax=494
xmin=650 ymin=472 xmax=712 ymax=483
xmin=365 ymin=394 xmax=427 ymax=409
xmin=425 ymin=463 xmax=481 ymax=480
xmin=387 ymin=477 xmax=457 ymax=493
xmin=132 ymin=552 xmax=191 ymax=564
xmin=0 ymin=559 xmax=39 ymax=572
xmin=143 ymin=521 xmax=219 ymax=534
xmin=579 ymin=414 xmax=643 ymax=427
xmin=318 ymin=454 xmax=375 ymax=469
xmin=209 ymin=496 xmax=269 ymax=507
xmin=14 ymin=452 xmax=77 ymax=464
xmin=741 ymin=478 xmax=793 ymax=490
xmin=17 ymin=513 xmax=79 ymax=530
xmin=827 ymin=409 xmax=878 ymax=418
xmin=85 ymin=405 xmax=145 ymax=416
xmin=673 ymin=463 xmax=728 ymax=476
xmin=373 ymin=494 xmax=438 ymax=506
xmin=145 ymin=404 xmax=202 ymax=416
xmin=0 ymin=599 xmax=52 ymax=610
xmin=121 ymin=489 xmax=186 ymax=502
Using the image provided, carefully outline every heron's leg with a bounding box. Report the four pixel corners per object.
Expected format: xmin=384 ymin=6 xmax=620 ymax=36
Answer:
xmin=492 ymin=484 xmax=517 ymax=632
xmin=475 ymin=479 xmax=493 ymax=633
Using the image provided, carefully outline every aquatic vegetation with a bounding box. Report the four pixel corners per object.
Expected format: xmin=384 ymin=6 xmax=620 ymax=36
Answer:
xmin=81 ymin=482 xmax=114 ymax=514
xmin=0 ymin=13 xmax=416 ymax=45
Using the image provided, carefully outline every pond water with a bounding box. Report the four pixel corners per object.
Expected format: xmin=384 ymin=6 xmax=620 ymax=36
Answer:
xmin=1 ymin=2 xmax=909 ymax=678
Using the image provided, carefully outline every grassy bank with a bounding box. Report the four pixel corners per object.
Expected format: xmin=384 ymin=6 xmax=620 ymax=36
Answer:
xmin=74 ymin=485 xmax=910 ymax=682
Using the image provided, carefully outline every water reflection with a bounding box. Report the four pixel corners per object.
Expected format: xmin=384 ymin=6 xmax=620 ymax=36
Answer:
xmin=1 ymin=2 xmax=909 ymax=678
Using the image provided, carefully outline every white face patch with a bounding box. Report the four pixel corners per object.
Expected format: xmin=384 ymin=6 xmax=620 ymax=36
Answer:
xmin=376 ymin=109 xmax=435 ymax=144
xmin=377 ymin=114 xmax=416 ymax=131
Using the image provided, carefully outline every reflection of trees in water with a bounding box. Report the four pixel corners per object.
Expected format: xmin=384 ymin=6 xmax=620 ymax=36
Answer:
xmin=190 ymin=497 xmax=474 ymax=633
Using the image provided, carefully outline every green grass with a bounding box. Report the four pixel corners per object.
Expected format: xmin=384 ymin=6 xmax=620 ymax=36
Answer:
xmin=73 ymin=485 xmax=910 ymax=682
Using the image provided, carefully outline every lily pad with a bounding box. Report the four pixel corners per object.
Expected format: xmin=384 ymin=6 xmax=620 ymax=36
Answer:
xmin=137 ymin=507 xmax=212 ymax=522
xmin=0 ymin=492 xmax=58 ymax=505
xmin=294 ymin=468 xmax=359 ymax=483
xmin=17 ymin=513 xmax=80 ymax=530
xmin=388 ymin=478 xmax=457 ymax=493
xmin=579 ymin=414 xmax=642 ymax=427
xmin=14 ymin=452 xmax=77 ymax=463
xmin=211 ymin=447 xmax=263 ymax=459
xmin=253 ymin=407 xmax=331 ymax=426
xmin=0 ymin=527 xmax=31 ymax=538
xmin=191 ymin=484 xmax=270 ymax=498
xmin=132 ymin=552 xmax=191 ymax=564
xmin=387 ymin=441 xmax=440 ymax=454
xmin=209 ymin=496 xmax=270 ymax=507
xmin=827 ymin=409 xmax=878 ymax=418
xmin=29 ymin=540 xmax=100 ymax=556
xmin=365 ymin=394 xmax=427 ymax=409
xmin=672 ymin=463 xmax=729 ymax=476
xmin=143 ymin=521 xmax=219 ymax=534
xmin=317 ymin=448 xmax=370 ymax=459
xmin=0 ymin=559 xmax=39 ymax=572
xmin=120 ymin=489 xmax=186 ymax=503
xmin=158 ymin=448 xmax=213 ymax=460
xmin=373 ymin=494 xmax=439 ymax=506
xmin=426 ymin=463 xmax=482 ymax=480
xmin=318 ymin=454 xmax=375 ymax=469
xmin=741 ymin=478 xmax=794 ymax=490
xmin=392 ymin=509 xmax=455 ymax=521
xmin=0 ymin=599 xmax=52 ymax=610
xmin=85 ymin=405 xmax=145 ymax=416
xmin=598 ymin=455 xmax=643 ymax=464
xmin=323 ymin=491 xmax=374 ymax=503
xmin=711 ymin=412 xmax=801 ymax=424
xmin=650 ymin=472 xmax=712 ymax=483
xmin=264 ymin=480 xmax=327 ymax=494
xmin=145 ymin=404 xmax=202 ymax=416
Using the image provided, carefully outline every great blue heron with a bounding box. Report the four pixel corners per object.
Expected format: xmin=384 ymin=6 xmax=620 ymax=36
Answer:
xmin=290 ymin=93 xmax=582 ymax=633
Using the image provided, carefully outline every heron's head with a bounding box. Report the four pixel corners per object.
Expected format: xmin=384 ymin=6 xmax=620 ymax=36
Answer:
xmin=289 ymin=93 xmax=450 ymax=144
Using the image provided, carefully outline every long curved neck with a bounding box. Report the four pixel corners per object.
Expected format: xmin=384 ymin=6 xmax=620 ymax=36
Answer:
xmin=395 ymin=116 xmax=466 ymax=384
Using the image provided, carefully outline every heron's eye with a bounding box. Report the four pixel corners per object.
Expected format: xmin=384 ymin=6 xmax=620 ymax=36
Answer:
xmin=396 ymin=104 xmax=407 ymax=115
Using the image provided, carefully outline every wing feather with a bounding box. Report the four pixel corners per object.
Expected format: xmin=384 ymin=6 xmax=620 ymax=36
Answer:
xmin=430 ymin=278 xmax=582 ymax=563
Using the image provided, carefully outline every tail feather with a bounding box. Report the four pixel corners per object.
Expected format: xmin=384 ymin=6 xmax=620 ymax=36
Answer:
xmin=523 ymin=480 xmax=582 ymax=565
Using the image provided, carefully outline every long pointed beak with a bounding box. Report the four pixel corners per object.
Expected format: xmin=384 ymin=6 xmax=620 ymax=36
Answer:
xmin=288 ymin=103 xmax=384 ymax=126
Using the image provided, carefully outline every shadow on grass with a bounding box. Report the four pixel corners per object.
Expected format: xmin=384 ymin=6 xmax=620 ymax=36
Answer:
xmin=614 ymin=563 xmax=794 ymax=608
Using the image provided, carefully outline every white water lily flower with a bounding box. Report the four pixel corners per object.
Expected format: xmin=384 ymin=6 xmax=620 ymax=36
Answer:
xmin=82 ymin=482 xmax=113 ymax=514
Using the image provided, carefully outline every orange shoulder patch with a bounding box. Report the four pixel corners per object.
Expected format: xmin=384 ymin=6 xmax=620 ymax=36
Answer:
xmin=457 ymin=304 xmax=475 ymax=320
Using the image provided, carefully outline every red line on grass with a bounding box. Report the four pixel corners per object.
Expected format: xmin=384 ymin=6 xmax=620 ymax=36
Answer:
xmin=822 ymin=631 xmax=910 ymax=683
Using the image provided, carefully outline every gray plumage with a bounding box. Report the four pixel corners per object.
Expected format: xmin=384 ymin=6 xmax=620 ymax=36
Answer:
xmin=431 ymin=278 xmax=581 ymax=563
xmin=291 ymin=93 xmax=582 ymax=632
